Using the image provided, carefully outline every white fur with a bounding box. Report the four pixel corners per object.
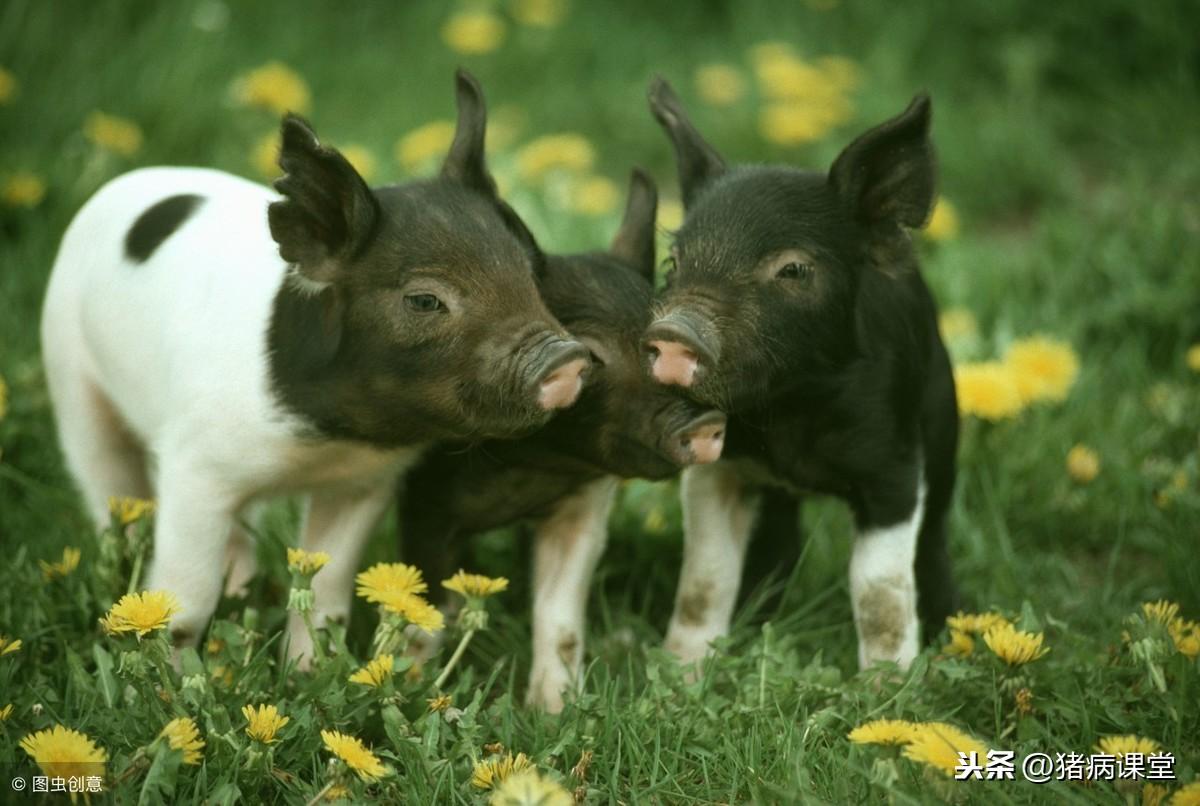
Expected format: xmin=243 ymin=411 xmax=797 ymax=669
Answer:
xmin=42 ymin=167 xmax=424 ymax=652
xmin=526 ymin=476 xmax=617 ymax=712
xmin=849 ymin=479 xmax=925 ymax=669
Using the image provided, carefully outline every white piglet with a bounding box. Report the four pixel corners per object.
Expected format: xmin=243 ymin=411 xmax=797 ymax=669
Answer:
xmin=41 ymin=71 xmax=588 ymax=657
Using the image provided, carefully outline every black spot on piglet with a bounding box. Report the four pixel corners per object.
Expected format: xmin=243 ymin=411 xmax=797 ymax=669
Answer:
xmin=125 ymin=194 xmax=203 ymax=263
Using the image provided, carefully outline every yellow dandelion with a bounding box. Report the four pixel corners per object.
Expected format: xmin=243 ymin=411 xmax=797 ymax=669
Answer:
xmin=515 ymin=133 xmax=595 ymax=182
xmin=1004 ymin=336 xmax=1079 ymax=404
xmin=983 ymin=622 xmax=1049 ymax=666
xmin=0 ymin=703 xmax=12 ymax=720
xmin=658 ymin=198 xmax=684 ymax=232
xmin=395 ymin=120 xmax=456 ymax=173
xmin=1170 ymin=619 xmax=1200 ymax=658
xmin=0 ymin=66 xmax=17 ymax=104
xmin=1096 ymin=734 xmax=1161 ymax=760
xmin=1170 ymin=782 xmax=1200 ymax=806
xmin=427 ymin=694 xmax=452 ymax=712
xmin=442 ymin=10 xmax=506 ymax=55
xmin=1186 ymin=345 xmax=1200 ymax=373
xmin=40 ymin=546 xmax=82 ymax=581
xmin=1014 ymin=687 xmax=1034 ymax=716
xmin=694 ymin=64 xmax=745 ymax=107
xmin=902 ymin=722 xmax=990 ymax=777
xmin=567 ymin=175 xmax=620 ymax=216
xmin=938 ymin=308 xmax=977 ymax=342
xmin=242 ymin=704 xmax=289 ymax=744
xmin=356 ymin=561 xmax=427 ymax=603
xmin=752 ymin=47 xmax=823 ymax=101
xmin=251 ymin=130 xmax=281 ymax=179
xmin=954 ymin=361 xmax=1024 ymax=421
xmin=1144 ymin=783 xmax=1170 ymax=806
xmin=946 ymin=612 xmax=1009 ymax=633
xmin=340 ymin=144 xmax=376 ymax=183
xmin=320 ymin=730 xmax=389 ymax=781
xmin=232 ymin=61 xmax=311 ymax=116
xmin=443 ymin=570 xmax=509 ymax=598
xmin=923 ymin=197 xmax=959 ymax=241
xmin=815 ymin=55 xmax=863 ymax=92
xmin=512 ymin=0 xmax=568 ymax=28
xmin=108 ymin=495 xmax=155 ymax=526
xmin=847 ymin=719 xmax=918 ymax=746
xmin=100 ymin=590 xmax=180 ymax=637
xmin=20 ymin=725 xmax=107 ymax=780
xmin=83 ymin=111 xmax=143 ymax=157
xmin=472 ymin=752 xmax=534 ymax=790
xmin=1066 ymin=444 xmax=1100 ymax=484
xmin=349 ymin=654 xmax=394 ymax=688
xmin=380 ymin=591 xmax=445 ymax=634
xmin=1 ymin=635 xmax=23 ymax=656
xmin=287 ymin=547 xmax=330 ymax=576
xmin=759 ymin=103 xmax=837 ymax=146
xmin=943 ymin=629 xmax=974 ymax=657
xmin=1142 ymin=600 xmax=1181 ymax=626
xmin=158 ymin=717 xmax=204 ymax=765
xmin=210 ymin=664 xmax=234 ymax=687
xmin=3 ymin=171 xmax=46 ymax=208
xmin=490 ymin=769 xmax=573 ymax=806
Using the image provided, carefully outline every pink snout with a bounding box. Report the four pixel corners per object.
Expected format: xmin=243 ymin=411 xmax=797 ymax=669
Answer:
xmin=537 ymin=357 xmax=588 ymax=411
xmin=648 ymin=340 xmax=699 ymax=387
xmin=673 ymin=412 xmax=726 ymax=465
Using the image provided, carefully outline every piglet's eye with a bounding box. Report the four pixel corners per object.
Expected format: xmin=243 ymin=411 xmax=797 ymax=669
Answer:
xmin=775 ymin=262 xmax=814 ymax=282
xmin=404 ymin=293 xmax=445 ymax=313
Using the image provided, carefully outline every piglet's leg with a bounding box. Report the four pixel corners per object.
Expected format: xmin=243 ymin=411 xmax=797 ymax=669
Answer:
xmin=849 ymin=477 xmax=925 ymax=670
xmin=664 ymin=461 xmax=761 ymax=666
xmin=527 ymin=476 xmax=618 ymax=713
xmin=285 ymin=474 xmax=398 ymax=664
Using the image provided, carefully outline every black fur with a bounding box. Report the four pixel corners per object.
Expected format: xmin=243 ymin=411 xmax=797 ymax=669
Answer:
xmin=124 ymin=194 xmax=203 ymax=263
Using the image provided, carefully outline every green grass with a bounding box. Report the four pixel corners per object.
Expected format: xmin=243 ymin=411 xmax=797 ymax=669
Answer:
xmin=2 ymin=1 xmax=1199 ymax=803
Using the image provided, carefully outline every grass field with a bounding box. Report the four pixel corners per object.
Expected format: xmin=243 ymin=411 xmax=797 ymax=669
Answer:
xmin=2 ymin=1 xmax=1199 ymax=803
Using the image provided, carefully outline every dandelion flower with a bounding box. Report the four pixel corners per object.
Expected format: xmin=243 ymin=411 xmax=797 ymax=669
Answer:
xmin=321 ymin=730 xmax=389 ymax=781
xmin=567 ymin=175 xmax=619 ymax=216
xmin=381 ymin=592 xmax=445 ymax=634
xmin=349 ymin=654 xmax=394 ymax=688
xmin=232 ymin=61 xmax=311 ymax=115
xmin=472 ymin=752 xmax=534 ymax=790
xmin=442 ymin=10 xmax=506 ymax=55
xmin=946 ymin=611 xmax=1008 ymax=634
xmin=443 ymin=570 xmax=509 ymax=598
xmin=3 ymin=171 xmax=46 ymax=208
xmin=694 ymin=64 xmax=745 ymax=107
xmin=1096 ymin=734 xmax=1161 ymax=761
xmin=40 ymin=546 xmax=82 ymax=581
xmin=427 ymin=694 xmax=452 ymax=712
xmin=923 ymin=197 xmax=959 ymax=241
xmin=158 ymin=717 xmax=205 ymax=765
xmin=1005 ymin=336 xmax=1079 ymax=404
xmin=395 ymin=120 xmax=455 ymax=173
xmin=108 ymin=496 xmax=155 ymax=526
xmin=1066 ymin=444 xmax=1100 ymax=484
xmin=658 ymin=199 xmax=684 ymax=232
xmin=489 ymin=769 xmax=573 ymax=806
xmin=1 ymin=635 xmax=23 ymax=656
xmin=100 ymin=590 xmax=180 ymax=637
xmin=287 ymin=547 xmax=330 ymax=576
xmin=848 ymin=719 xmax=918 ymax=746
xmin=1143 ymin=783 xmax=1170 ymax=806
xmin=942 ymin=629 xmax=974 ymax=657
xmin=83 ymin=111 xmax=143 ymax=157
xmin=902 ymin=722 xmax=990 ymax=777
xmin=815 ymin=55 xmax=863 ymax=92
xmin=512 ymin=0 xmax=568 ymax=28
xmin=1186 ymin=344 xmax=1200 ymax=373
xmin=1170 ymin=619 xmax=1200 ymax=658
xmin=759 ymin=103 xmax=839 ymax=146
xmin=339 ymin=144 xmax=376 ymax=183
xmin=1143 ymin=600 xmax=1181 ymax=626
xmin=983 ymin=622 xmax=1049 ymax=665
xmin=752 ymin=47 xmax=823 ymax=101
xmin=515 ymin=133 xmax=595 ymax=182
xmin=0 ymin=67 xmax=17 ymax=104
xmin=242 ymin=704 xmax=289 ymax=744
xmin=1170 ymin=782 xmax=1200 ymax=806
xmin=0 ymin=703 xmax=12 ymax=720
xmin=20 ymin=725 xmax=107 ymax=780
xmin=356 ymin=561 xmax=427 ymax=604
xmin=954 ymin=361 xmax=1023 ymax=421
xmin=938 ymin=308 xmax=976 ymax=342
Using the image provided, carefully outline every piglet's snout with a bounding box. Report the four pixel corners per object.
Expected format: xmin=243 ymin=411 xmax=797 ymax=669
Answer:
xmin=673 ymin=411 xmax=726 ymax=465
xmin=534 ymin=342 xmax=590 ymax=411
xmin=645 ymin=315 xmax=715 ymax=389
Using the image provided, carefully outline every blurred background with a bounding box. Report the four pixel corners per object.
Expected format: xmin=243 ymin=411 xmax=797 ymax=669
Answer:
xmin=2 ymin=0 xmax=1198 ymax=667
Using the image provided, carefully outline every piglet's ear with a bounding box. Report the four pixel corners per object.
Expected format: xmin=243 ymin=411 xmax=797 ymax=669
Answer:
xmin=648 ymin=76 xmax=726 ymax=207
xmin=828 ymin=93 xmax=936 ymax=229
xmin=610 ymin=168 xmax=658 ymax=284
xmin=268 ymin=115 xmax=379 ymax=285
xmin=441 ymin=69 xmax=498 ymax=197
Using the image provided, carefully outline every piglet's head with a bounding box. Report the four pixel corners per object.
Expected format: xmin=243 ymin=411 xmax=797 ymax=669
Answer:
xmin=532 ymin=170 xmax=726 ymax=478
xmin=644 ymin=76 xmax=936 ymax=411
xmin=266 ymin=70 xmax=587 ymax=445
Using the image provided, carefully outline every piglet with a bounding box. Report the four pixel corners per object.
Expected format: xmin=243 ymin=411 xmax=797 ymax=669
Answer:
xmin=400 ymin=170 xmax=726 ymax=711
xmin=644 ymin=77 xmax=960 ymax=671
xmin=41 ymin=70 xmax=588 ymax=657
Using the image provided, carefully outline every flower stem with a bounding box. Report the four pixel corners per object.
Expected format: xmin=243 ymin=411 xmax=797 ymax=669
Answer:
xmin=304 ymin=781 xmax=335 ymax=806
xmin=433 ymin=628 xmax=475 ymax=690
xmin=127 ymin=544 xmax=146 ymax=596
xmin=301 ymin=610 xmax=326 ymax=663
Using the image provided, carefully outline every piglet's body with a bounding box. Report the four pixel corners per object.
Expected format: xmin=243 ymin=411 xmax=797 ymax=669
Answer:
xmin=42 ymin=72 xmax=586 ymax=655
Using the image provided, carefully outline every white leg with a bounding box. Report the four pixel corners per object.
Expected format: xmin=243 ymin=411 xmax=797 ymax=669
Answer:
xmin=849 ymin=479 xmax=926 ymax=669
xmin=526 ymin=476 xmax=618 ymax=712
xmin=222 ymin=520 xmax=256 ymax=596
xmin=285 ymin=474 xmax=398 ymax=662
xmin=664 ymin=462 xmax=760 ymax=665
